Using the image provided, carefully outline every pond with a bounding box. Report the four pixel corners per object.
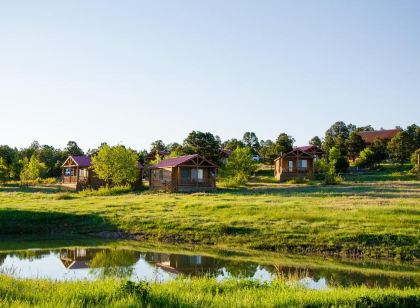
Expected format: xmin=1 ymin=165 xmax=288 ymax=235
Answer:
xmin=0 ymin=243 xmax=418 ymax=290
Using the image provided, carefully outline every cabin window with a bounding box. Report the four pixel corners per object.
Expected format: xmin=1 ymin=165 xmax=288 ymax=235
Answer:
xmin=159 ymin=169 xmax=164 ymax=181
xmin=288 ymin=160 xmax=294 ymax=172
xmin=191 ymin=168 xmax=204 ymax=182
xmin=79 ymin=169 xmax=87 ymax=177
xmin=64 ymin=168 xmax=74 ymax=176
xmin=299 ymin=159 xmax=308 ymax=170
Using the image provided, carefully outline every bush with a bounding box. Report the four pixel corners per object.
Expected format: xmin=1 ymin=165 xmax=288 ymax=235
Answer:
xmin=355 ymin=148 xmax=375 ymax=169
xmin=79 ymin=185 xmax=132 ymax=196
xmin=324 ymin=174 xmax=342 ymax=185
xmin=6 ymin=177 xmax=57 ymax=186
xmin=118 ymin=280 xmax=150 ymax=300
xmin=285 ymin=177 xmax=309 ymax=184
xmin=219 ymin=147 xmax=257 ymax=187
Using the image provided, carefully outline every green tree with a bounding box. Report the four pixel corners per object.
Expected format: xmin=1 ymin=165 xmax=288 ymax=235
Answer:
xmin=0 ymin=145 xmax=17 ymax=165
xmin=370 ymin=138 xmax=388 ymax=164
xmin=222 ymin=138 xmax=245 ymax=151
xmin=242 ymin=132 xmax=260 ymax=155
xmin=309 ymin=136 xmax=322 ymax=147
xmin=318 ymin=147 xmax=343 ymax=185
xmin=220 ymin=147 xmax=257 ymax=186
xmin=64 ymin=141 xmax=84 ymax=156
xmin=149 ymin=140 xmax=167 ymax=154
xmin=258 ymin=140 xmax=278 ymax=165
xmin=275 ymin=133 xmax=294 ymax=154
xmin=322 ymin=121 xmax=353 ymax=153
xmin=355 ymin=148 xmax=375 ymax=169
xmin=183 ymin=131 xmax=222 ymax=164
xmin=387 ymin=132 xmax=412 ymax=165
xmin=0 ymin=158 xmax=8 ymax=183
xmin=410 ymin=148 xmax=420 ymax=173
xmin=38 ymin=145 xmax=66 ymax=178
xmin=346 ymin=132 xmax=365 ymax=161
xmin=91 ymin=145 xmax=139 ymax=186
xmin=20 ymin=154 xmax=47 ymax=180
xmin=405 ymin=124 xmax=420 ymax=152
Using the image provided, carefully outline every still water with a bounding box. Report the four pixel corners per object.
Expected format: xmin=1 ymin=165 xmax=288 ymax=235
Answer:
xmin=0 ymin=246 xmax=418 ymax=290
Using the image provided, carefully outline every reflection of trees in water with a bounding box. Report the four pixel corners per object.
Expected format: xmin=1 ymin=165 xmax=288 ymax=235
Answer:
xmin=220 ymin=260 xmax=259 ymax=279
xmin=268 ymin=264 xmax=419 ymax=289
xmin=0 ymin=253 xmax=6 ymax=267
xmin=4 ymin=250 xmax=52 ymax=261
xmin=88 ymin=249 xmax=140 ymax=279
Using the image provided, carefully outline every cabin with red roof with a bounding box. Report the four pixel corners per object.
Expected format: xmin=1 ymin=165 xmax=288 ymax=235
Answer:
xmin=61 ymin=155 xmax=143 ymax=190
xmin=358 ymin=129 xmax=401 ymax=146
xmin=274 ymin=146 xmax=325 ymax=182
xmin=149 ymin=154 xmax=217 ymax=192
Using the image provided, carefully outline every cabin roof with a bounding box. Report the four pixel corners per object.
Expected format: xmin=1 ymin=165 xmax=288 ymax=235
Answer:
xmin=220 ymin=149 xmax=233 ymax=158
xmin=274 ymin=147 xmax=316 ymax=161
xmin=62 ymin=155 xmax=143 ymax=169
xmin=150 ymin=154 xmax=216 ymax=169
xmin=72 ymin=155 xmax=91 ymax=167
xmin=296 ymin=145 xmax=314 ymax=152
xmin=358 ymin=129 xmax=401 ymax=144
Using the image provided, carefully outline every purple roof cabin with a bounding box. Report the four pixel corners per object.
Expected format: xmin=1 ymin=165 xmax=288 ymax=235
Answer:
xmin=61 ymin=155 xmax=143 ymax=191
xmin=149 ymin=154 xmax=217 ymax=192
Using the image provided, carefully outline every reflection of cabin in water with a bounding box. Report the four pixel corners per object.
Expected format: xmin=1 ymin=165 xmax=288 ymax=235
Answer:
xmin=149 ymin=154 xmax=217 ymax=192
xmin=145 ymin=253 xmax=218 ymax=276
xmin=274 ymin=146 xmax=325 ymax=182
xmin=61 ymin=155 xmax=143 ymax=191
xmin=59 ymin=248 xmax=101 ymax=269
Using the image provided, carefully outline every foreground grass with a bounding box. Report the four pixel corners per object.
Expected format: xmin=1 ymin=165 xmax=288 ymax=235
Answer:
xmin=0 ymin=178 xmax=419 ymax=260
xmin=0 ymin=275 xmax=418 ymax=307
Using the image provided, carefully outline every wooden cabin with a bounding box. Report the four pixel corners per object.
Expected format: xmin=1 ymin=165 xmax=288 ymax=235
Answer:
xmin=61 ymin=155 xmax=143 ymax=191
xmin=274 ymin=146 xmax=325 ymax=182
xmin=149 ymin=154 xmax=217 ymax=192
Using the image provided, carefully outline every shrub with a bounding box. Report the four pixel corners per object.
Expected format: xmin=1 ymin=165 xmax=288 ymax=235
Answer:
xmin=355 ymin=148 xmax=375 ymax=169
xmin=219 ymin=147 xmax=257 ymax=187
xmin=285 ymin=177 xmax=308 ymax=184
xmin=118 ymin=280 xmax=150 ymax=300
xmin=79 ymin=185 xmax=132 ymax=196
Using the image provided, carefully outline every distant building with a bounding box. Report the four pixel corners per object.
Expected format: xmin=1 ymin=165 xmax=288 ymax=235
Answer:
xmin=358 ymin=129 xmax=401 ymax=146
xmin=274 ymin=145 xmax=325 ymax=182
xmin=149 ymin=154 xmax=217 ymax=192
xmin=219 ymin=149 xmax=232 ymax=165
xmin=61 ymin=155 xmax=143 ymax=191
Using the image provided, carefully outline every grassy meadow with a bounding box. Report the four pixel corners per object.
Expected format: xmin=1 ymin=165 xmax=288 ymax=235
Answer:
xmin=0 ymin=165 xmax=419 ymax=306
xmin=0 ymin=166 xmax=419 ymax=260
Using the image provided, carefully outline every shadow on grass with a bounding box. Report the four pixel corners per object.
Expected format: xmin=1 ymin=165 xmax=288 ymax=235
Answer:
xmin=216 ymin=182 xmax=420 ymax=199
xmin=0 ymin=184 xmax=63 ymax=194
xmin=0 ymin=209 xmax=118 ymax=236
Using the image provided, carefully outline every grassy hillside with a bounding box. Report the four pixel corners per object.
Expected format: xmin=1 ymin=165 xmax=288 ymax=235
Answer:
xmin=0 ymin=178 xmax=418 ymax=260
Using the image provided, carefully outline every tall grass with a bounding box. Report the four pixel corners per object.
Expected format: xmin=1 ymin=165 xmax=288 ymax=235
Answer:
xmin=0 ymin=275 xmax=418 ymax=307
xmin=79 ymin=185 xmax=133 ymax=196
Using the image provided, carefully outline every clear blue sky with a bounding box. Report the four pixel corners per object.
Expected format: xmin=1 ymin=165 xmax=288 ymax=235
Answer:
xmin=1 ymin=1 xmax=419 ymax=151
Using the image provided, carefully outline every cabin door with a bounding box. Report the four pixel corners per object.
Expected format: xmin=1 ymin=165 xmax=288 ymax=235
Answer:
xmin=288 ymin=160 xmax=294 ymax=172
xmin=181 ymin=168 xmax=190 ymax=184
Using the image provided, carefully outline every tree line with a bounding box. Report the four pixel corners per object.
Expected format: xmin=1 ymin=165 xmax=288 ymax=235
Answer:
xmin=0 ymin=122 xmax=419 ymax=184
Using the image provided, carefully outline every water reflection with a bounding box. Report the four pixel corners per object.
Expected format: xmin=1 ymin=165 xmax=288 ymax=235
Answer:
xmin=0 ymin=247 xmax=418 ymax=289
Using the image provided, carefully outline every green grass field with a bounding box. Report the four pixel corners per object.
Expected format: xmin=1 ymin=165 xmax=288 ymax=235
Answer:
xmin=0 ymin=166 xmax=419 ymax=260
xmin=0 ymin=166 xmax=419 ymax=306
